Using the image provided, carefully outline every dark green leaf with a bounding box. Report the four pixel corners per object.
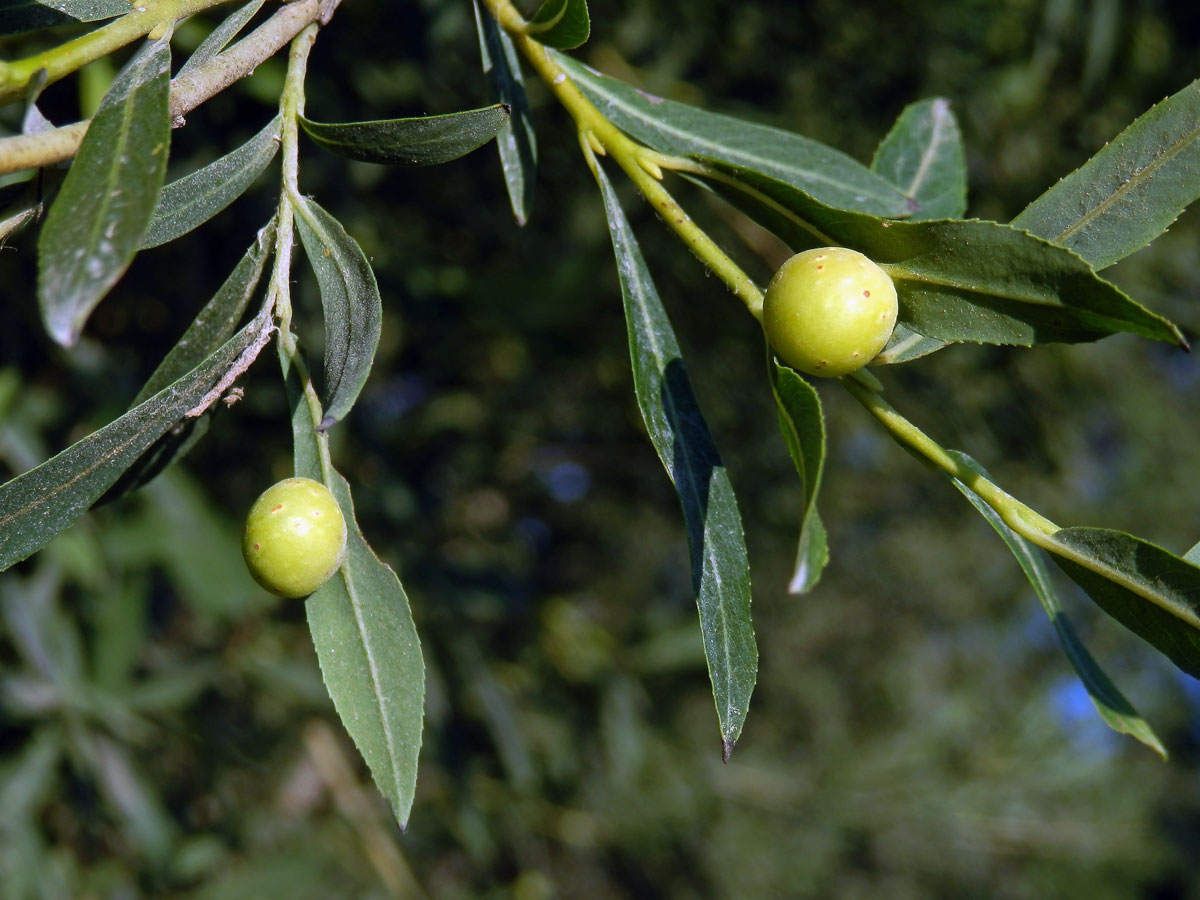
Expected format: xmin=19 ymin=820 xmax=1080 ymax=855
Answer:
xmin=473 ymin=0 xmax=537 ymax=224
xmin=948 ymin=451 xmax=1166 ymax=757
xmin=0 ymin=312 xmax=273 ymax=571
xmin=1049 ymin=527 xmax=1200 ymax=678
xmin=36 ymin=35 xmax=171 ymax=347
xmin=135 ymin=222 xmax=274 ymax=404
xmin=871 ymin=98 xmax=967 ymax=220
xmin=142 ymin=116 xmax=280 ymax=249
xmin=695 ymin=161 xmax=1186 ymax=349
xmin=294 ymin=197 xmax=381 ymax=429
xmin=1012 ymin=78 xmax=1200 ymax=270
xmin=98 ymin=223 xmax=276 ymax=503
xmin=527 ymin=0 xmax=589 ymax=50
xmin=299 ymin=104 xmax=509 ymax=167
xmin=552 ymin=49 xmax=912 ymax=218
xmin=769 ymin=360 xmax=828 ymax=594
xmin=1 ymin=0 xmax=127 ymax=33
xmin=175 ymin=0 xmax=267 ymax=81
xmin=594 ymin=159 xmax=756 ymax=756
xmin=281 ymin=349 xmax=425 ymax=829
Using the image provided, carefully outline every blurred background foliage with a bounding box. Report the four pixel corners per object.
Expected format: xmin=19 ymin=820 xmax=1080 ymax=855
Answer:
xmin=3 ymin=0 xmax=1200 ymax=896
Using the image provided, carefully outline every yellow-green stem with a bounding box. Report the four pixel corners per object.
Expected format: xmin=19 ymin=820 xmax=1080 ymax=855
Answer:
xmin=480 ymin=0 xmax=764 ymax=321
xmin=840 ymin=376 xmax=1060 ymax=543
xmin=0 ymin=0 xmax=217 ymax=103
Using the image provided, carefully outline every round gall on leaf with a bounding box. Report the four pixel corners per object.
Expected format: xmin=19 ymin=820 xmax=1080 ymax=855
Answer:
xmin=242 ymin=477 xmax=348 ymax=598
xmin=763 ymin=247 xmax=898 ymax=377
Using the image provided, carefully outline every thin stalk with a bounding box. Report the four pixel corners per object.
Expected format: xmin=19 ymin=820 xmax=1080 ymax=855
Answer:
xmin=479 ymin=0 xmax=764 ymax=321
xmin=272 ymin=23 xmax=334 ymax=479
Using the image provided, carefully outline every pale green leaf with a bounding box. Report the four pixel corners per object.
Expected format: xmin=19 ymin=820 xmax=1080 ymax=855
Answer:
xmin=594 ymin=159 xmax=757 ymax=756
xmin=281 ymin=350 xmax=424 ymax=829
xmin=871 ymin=97 xmax=967 ymax=219
xmin=1012 ymin=78 xmax=1200 ymax=270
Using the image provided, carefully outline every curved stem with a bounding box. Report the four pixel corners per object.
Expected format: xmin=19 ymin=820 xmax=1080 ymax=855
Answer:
xmin=840 ymin=376 xmax=1061 ymax=544
xmin=0 ymin=0 xmax=338 ymax=175
xmin=480 ymin=0 xmax=764 ymax=321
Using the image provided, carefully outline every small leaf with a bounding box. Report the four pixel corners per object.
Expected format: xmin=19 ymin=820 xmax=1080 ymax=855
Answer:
xmin=1012 ymin=78 xmax=1200 ymax=270
xmin=0 ymin=313 xmax=273 ymax=571
xmin=873 ymin=322 xmax=949 ymax=365
xmin=552 ymin=50 xmax=912 ymax=218
xmin=142 ymin=116 xmax=281 ymax=249
xmin=1186 ymin=540 xmax=1200 ymax=566
xmin=299 ymin=105 xmax=509 ymax=167
xmin=1049 ymin=527 xmax=1200 ymax=678
xmin=871 ymin=98 xmax=967 ymax=220
xmin=770 ymin=360 xmax=828 ymax=594
xmin=281 ymin=351 xmax=424 ymax=829
xmin=294 ymin=197 xmax=382 ymax=429
xmin=175 ymin=0 xmax=267 ymax=81
xmin=37 ymin=35 xmax=171 ymax=347
xmin=527 ymin=0 xmax=589 ymax=50
xmin=473 ymin=0 xmax=537 ymax=224
xmin=594 ymin=159 xmax=757 ymax=756
xmin=948 ymin=451 xmax=1166 ymax=758
xmin=694 ymin=161 xmax=1186 ymax=349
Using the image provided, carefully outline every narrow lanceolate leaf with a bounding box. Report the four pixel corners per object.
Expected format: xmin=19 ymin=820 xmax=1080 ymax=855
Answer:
xmin=473 ymin=0 xmax=537 ymax=224
xmin=1048 ymin=527 xmax=1200 ymax=678
xmin=594 ymin=160 xmax=756 ymax=756
xmin=694 ymin=161 xmax=1186 ymax=349
xmin=299 ymin=105 xmax=509 ymax=167
xmin=281 ymin=350 xmax=424 ymax=830
xmin=0 ymin=313 xmax=273 ymax=571
xmin=294 ymin=197 xmax=382 ymax=429
xmin=552 ymin=50 xmax=912 ymax=218
xmin=948 ymin=451 xmax=1165 ymax=758
xmin=1186 ymin=541 xmax=1200 ymax=566
xmin=770 ymin=361 xmax=828 ymax=594
xmin=97 ymin=222 xmax=277 ymax=504
xmin=175 ymin=0 xmax=267 ymax=81
xmin=142 ymin=116 xmax=281 ymax=249
xmin=135 ymin=222 xmax=275 ymax=403
xmin=37 ymin=36 xmax=171 ymax=347
xmin=871 ymin=98 xmax=967 ymax=220
xmin=527 ymin=0 xmax=589 ymax=50
xmin=1013 ymin=78 xmax=1200 ymax=270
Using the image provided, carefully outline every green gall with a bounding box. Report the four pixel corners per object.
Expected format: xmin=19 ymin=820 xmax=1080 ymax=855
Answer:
xmin=763 ymin=247 xmax=898 ymax=377
xmin=242 ymin=477 xmax=348 ymax=598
